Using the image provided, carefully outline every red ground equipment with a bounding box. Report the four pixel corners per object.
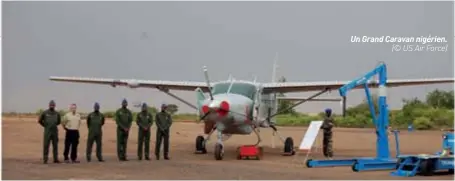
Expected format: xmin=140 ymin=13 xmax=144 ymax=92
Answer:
xmin=237 ymin=145 xmax=263 ymax=160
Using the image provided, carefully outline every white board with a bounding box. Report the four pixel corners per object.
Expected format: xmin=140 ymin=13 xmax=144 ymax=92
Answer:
xmin=299 ymin=120 xmax=323 ymax=150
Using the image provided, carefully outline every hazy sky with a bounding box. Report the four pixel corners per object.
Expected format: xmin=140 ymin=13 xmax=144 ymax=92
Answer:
xmin=3 ymin=1 xmax=454 ymax=114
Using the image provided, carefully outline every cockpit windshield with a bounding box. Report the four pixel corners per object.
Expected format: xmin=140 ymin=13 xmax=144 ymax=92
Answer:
xmin=212 ymin=82 xmax=257 ymax=100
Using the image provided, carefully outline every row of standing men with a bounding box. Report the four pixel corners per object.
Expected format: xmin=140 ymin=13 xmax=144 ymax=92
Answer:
xmin=38 ymin=99 xmax=172 ymax=164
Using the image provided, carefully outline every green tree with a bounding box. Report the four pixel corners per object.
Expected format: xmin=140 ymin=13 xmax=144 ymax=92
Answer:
xmin=346 ymin=94 xmax=379 ymax=118
xmin=166 ymin=104 xmax=178 ymax=115
xmin=36 ymin=109 xmax=44 ymax=115
xmin=276 ymin=76 xmax=296 ymax=115
xmin=426 ymin=89 xmax=454 ymax=109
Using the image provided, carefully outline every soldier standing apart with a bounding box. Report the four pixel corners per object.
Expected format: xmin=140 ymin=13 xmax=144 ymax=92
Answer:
xmin=115 ymin=99 xmax=133 ymax=161
xmin=38 ymin=100 xmax=61 ymax=164
xmin=62 ymin=104 xmax=81 ymax=163
xmin=136 ymin=103 xmax=154 ymax=160
xmin=155 ymin=104 xmax=172 ymax=160
xmin=321 ymin=108 xmax=334 ymax=159
xmin=86 ymin=102 xmax=105 ymax=162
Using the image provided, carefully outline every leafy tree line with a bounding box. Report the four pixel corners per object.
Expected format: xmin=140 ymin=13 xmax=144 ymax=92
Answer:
xmin=4 ymin=82 xmax=453 ymax=130
xmin=275 ymin=89 xmax=454 ymax=130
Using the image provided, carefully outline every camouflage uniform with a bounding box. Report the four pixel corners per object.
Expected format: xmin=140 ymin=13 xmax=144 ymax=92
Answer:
xmin=321 ymin=108 xmax=334 ymax=158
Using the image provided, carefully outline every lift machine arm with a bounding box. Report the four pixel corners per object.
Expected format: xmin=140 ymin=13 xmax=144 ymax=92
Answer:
xmin=306 ymin=62 xmax=398 ymax=172
xmin=338 ymin=62 xmax=390 ymax=159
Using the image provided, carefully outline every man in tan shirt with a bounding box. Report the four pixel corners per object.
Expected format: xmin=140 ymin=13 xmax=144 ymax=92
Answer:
xmin=62 ymin=104 xmax=81 ymax=163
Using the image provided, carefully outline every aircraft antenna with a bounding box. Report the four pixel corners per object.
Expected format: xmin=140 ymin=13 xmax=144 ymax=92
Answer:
xmin=203 ymin=66 xmax=214 ymax=100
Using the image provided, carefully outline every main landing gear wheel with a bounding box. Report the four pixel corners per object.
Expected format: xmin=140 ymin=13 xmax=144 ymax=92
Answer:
xmin=419 ymin=159 xmax=435 ymax=176
xmin=195 ymin=136 xmax=207 ymax=154
xmin=214 ymin=143 xmax=224 ymax=160
xmin=283 ymin=137 xmax=295 ymax=156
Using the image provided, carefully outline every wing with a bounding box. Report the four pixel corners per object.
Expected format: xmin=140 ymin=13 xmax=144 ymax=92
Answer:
xmin=49 ymin=76 xmax=210 ymax=92
xmin=262 ymin=78 xmax=454 ymax=94
xmin=277 ymin=97 xmax=342 ymax=102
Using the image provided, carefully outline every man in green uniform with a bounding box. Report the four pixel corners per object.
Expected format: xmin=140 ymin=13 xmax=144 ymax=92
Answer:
xmin=155 ymin=104 xmax=172 ymax=160
xmin=321 ymin=108 xmax=334 ymax=159
xmin=86 ymin=102 xmax=105 ymax=162
xmin=136 ymin=103 xmax=154 ymax=160
xmin=115 ymin=99 xmax=133 ymax=161
xmin=38 ymin=100 xmax=61 ymax=164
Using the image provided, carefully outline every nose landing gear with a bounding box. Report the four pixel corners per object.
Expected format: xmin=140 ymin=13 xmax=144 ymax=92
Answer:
xmin=214 ymin=143 xmax=224 ymax=160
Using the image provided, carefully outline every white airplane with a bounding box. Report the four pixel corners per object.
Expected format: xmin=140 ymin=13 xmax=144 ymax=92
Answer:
xmin=49 ymin=61 xmax=454 ymax=160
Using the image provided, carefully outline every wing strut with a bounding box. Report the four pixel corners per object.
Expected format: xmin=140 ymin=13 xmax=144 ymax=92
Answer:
xmin=157 ymin=87 xmax=198 ymax=110
xmin=265 ymin=88 xmax=330 ymax=129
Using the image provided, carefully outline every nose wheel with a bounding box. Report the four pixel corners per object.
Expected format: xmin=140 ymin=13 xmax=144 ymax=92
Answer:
xmin=195 ymin=135 xmax=207 ymax=154
xmin=214 ymin=143 xmax=224 ymax=160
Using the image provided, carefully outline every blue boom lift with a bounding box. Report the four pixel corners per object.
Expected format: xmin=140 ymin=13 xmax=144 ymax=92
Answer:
xmin=306 ymin=62 xmax=399 ymax=171
xmin=391 ymin=130 xmax=454 ymax=177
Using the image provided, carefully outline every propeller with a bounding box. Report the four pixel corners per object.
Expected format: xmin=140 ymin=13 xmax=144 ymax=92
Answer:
xmin=203 ymin=66 xmax=214 ymax=101
xmin=197 ymin=66 xmax=215 ymax=122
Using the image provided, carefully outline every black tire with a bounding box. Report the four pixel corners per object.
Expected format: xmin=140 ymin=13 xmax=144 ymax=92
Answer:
xmin=449 ymin=169 xmax=454 ymax=174
xmin=419 ymin=159 xmax=435 ymax=176
xmin=214 ymin=143 xmax=224 ymax=160
xmin=284 ymin=137 xmax=295 ymax=155
xmin=352 ymin=161 xmax=359 ymax=172
xmin=306 ymin=159 xmax=313 ymax=168
xmin=195 ymin=136 xmax=207 ymax=154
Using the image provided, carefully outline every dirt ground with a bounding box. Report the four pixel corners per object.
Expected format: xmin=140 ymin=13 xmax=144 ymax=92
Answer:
xmin=2 ymin=116 xmax=454 ymax=180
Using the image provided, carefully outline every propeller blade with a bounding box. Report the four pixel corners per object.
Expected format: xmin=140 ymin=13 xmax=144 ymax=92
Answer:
xmin=203 ymin=66 xmax=214 ymax=100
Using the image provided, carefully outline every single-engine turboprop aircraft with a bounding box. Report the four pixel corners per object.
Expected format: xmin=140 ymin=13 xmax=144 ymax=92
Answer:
xmin=49 ymin=62 xmax=454 ymax=160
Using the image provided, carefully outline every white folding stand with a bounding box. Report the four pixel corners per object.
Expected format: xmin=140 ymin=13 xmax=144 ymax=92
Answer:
xmin=293 ymin=120 xmax=323 ymax=165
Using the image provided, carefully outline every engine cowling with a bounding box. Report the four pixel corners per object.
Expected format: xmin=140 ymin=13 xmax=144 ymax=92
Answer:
xmin=127 ymin=80 xmax=139 ymax=88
